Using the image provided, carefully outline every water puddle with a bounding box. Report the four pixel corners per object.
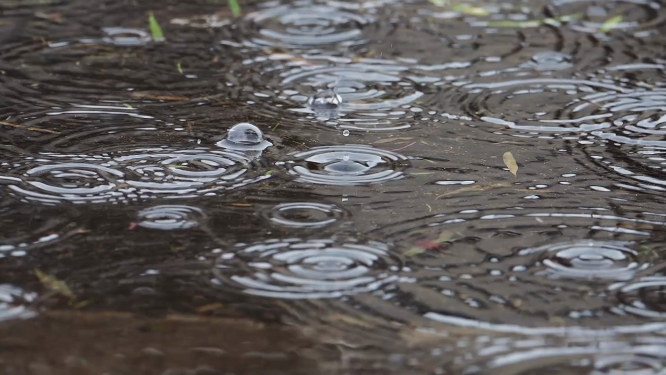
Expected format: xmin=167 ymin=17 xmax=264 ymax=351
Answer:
xmin=3 ymin=0 xmax=666 ymax=373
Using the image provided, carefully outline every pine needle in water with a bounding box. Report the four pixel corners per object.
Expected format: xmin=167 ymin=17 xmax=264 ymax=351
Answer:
xmin=148 ymin=12 xmax=165 ymax=42
xmin=228 ymin=0 xmax=242 ymax=17
xmin=599 ymin=15 xmax=623 ymax=33
xmin=503 ymin=151 xmax=518 ymax=177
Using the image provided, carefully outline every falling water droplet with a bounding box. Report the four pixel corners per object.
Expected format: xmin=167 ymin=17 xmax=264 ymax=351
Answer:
xmin=308 ymin=89 xmax=342 ymax=119
xmin=216 ymin=123 xmax=273 ymax=151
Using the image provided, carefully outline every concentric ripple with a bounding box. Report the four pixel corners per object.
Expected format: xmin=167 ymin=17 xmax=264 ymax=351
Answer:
xmin=277 ymin=145 xmax=410 ymax=185
xmin=460 ymin=78 xmax=633 ymax=138
xmin=262 ymin=202 xmax=348 ymax=228
xmin=1 ymin=148 xmax=269 ymax=204
xmin=226 ymin=4 xmax=375 ymax=49
xmin=518 ymin=240 xmax=646 ymax=281
xmin=611 ymin=276 xmax=666 ymax=319
xmin=283 ymin=61 xmax=432 ymax=132
xmin=462 ymin=339 xmax=666 ymax=375
xmin=211 ymin=238 xmax=404 ymax=299
xmin=364 ymin=205 xmax=666 ymax=327
xmin=6 ymin=161 xmax=123 ymax=204
xmin=137 ymin=205 xmax=205 ymax=230
xmin=115 ymin=148 xmax=268 ymax=198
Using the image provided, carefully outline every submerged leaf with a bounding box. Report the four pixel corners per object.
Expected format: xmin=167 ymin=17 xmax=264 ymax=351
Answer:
xmin=404 ymin=232 xmax=459 ymax=257
xmin=35 ymin=269 xmax=75 ymax=300
xmin=148 ymin=12 xmax=165 ymax=42
xmin=228 ymin=0 xmax=242 ymax=17
xmin=599 ymin=15 xmax=623 ymax=33
xmin=177 ymin=62 xmax=183 ymax=74
xmin=503 ymin=151 xmax=518 ymax=177
xmin=451 ymin=3 xmax=490 ymax=16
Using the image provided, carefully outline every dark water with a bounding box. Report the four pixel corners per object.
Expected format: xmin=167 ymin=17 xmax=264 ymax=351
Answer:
xmin=2 ymin=0 xmax=666 ymax=373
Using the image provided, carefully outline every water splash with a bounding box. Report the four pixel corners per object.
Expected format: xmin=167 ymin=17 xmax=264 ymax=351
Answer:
xmin=278 ymin=145 xmax=410 ymax=185
xmin=212 ymin=238 xmax=405 ymax=299
xmin=307 ymin=89 xmax=343 ymax=119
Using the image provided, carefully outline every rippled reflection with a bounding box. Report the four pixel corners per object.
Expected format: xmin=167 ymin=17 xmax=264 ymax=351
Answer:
xmin=137 ymin=205 xmax=205 ymax=230
xmin=519 ymin=240 xmax=646 ymax=281
xmin=611 ymin=276 xmax=666 ymax=319
xmin=278 ymin=144 xmax=410 ymax=185
xmin=0 ymin=285 xmax=37 ymax=322
xmin=234 ymin=4 xmax=374 ymax=48
xmin=212 ymin=238 xmax=406 ymax=299
xmin=463 ymin=338 xmax=666 ymax=375
xmin=2 ymin=148 xmax=269 ymax=204
xmin=262 ymin=202 xmax=347 ymax=228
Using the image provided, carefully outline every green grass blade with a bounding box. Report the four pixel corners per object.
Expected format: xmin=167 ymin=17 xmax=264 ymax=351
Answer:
xmin=148 ymin=12 xmax=165 ymax=42
xmin=228 ymin=0 xmax=241 ymax=17
xmin=599 ymin=15 xmax=623 ymax=33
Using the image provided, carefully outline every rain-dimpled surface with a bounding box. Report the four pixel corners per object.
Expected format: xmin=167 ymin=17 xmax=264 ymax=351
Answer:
xmin=4 ymin=0 xmax=666 ymax=373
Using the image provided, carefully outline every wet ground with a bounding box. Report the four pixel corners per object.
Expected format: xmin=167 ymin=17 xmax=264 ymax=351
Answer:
xmin=2 ymin=0 xmax=666 ymax=373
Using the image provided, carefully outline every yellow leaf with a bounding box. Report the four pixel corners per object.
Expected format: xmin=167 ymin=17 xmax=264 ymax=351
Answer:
xmin=452 ymin=3 xmax=490 ymax=16
xmin=34 ymin=269 xmax=75 ymax=300
xmin=503 ymin=151 xmax=518 ymax=177
xmin=599 ymin=15 xmax=622 ymax=33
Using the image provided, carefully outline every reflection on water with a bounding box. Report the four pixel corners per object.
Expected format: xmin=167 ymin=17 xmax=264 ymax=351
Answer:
xmin=212 ymin=238 xmax=408 ymax=299
xmin=3 ymin=0 xmax=666 ymax=373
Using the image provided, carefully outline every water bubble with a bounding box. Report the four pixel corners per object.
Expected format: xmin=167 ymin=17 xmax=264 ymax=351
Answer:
xmin=262 ymin=202 xmax=347 ymax=228
xmin=216 ymin=123 xmax=273 ymax=151
xmin=212 ymin=238 xmax=401 ymax=299
xmin=137 ymin=206 xmax=205 ymax=230
xmin=519 ymin=240 xmax=646 ymax=281
xmin=342 ymin=130 xmax=350 ymax=137
xmin=278 ymin=145 xmax=410 ymax=185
